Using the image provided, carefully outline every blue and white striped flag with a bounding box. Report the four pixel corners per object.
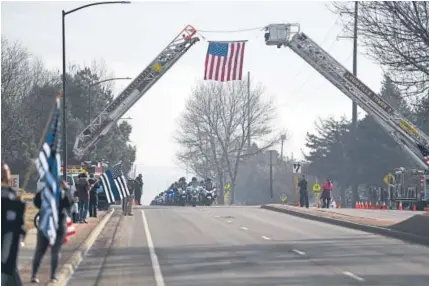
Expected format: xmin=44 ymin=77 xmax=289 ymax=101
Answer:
xmin=35 ymin=96 xmax=61 ymax=246
xmin=99 ymin=163 xmax=130 ymax=204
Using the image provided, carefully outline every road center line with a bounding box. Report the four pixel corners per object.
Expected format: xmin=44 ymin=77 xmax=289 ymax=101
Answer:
xmin=226 ymin=220 xmax=233 ymax=223
xmin=141 ymin=210 xmax=165 ymax=286
xmin=292 ymin=249 xmax=306 ymax=256
xmin=240 ymin=226 xmax=249 ymax=231
xmin=261 ymin=235 xmax=271 ymax=240
xmin=343 ymin=271 xmax=365 ymax=282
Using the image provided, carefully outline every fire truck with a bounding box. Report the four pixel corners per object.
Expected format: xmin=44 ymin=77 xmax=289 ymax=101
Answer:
xmin=390 ymin=167 xmax=429 ymax=210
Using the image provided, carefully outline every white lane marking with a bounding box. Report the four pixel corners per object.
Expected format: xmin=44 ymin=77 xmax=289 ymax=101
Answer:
xmin=240 ymin=226 xmax=249 ymax=231
xmin=343 ymin=271 xmax=365 ymax=282
xmin=141 ymin=210 xmax=165 ymax=286
xmin=292 ymin=249 xmax=306 ymax=256
xmin=227 ymin=220 xmax=232 ymax=223
xmin=214 ymin=215 xmax=220 ymax=218
xmin=261 ymin=235 xmax=271 ymax=240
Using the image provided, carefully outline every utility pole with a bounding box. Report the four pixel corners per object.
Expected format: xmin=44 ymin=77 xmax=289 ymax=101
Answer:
xmin=280 ymin=134 xmax=286 ymax=161
xmin=269 ymin=150 xmax=274 ymax=198
xmin=351 ymin=1 xmax=359 ymax=207
xmin=247 ymin=71 xmax=251 ymax=149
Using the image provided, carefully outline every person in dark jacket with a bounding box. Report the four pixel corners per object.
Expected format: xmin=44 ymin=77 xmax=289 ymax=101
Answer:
xmin=76 ymin=173 xmax=89 ymax=223
xmin=31 ymin=180 xmax=73 ymax=283
xmin=88 ymin=174 xmax=98 ymax=218
xmin=134 ymin=174 xmax=143 ymax=205
xmin=1 ymin=162 xmax=26 ymax=286
xmin=298 ymin=174 xmax=309 ymax=208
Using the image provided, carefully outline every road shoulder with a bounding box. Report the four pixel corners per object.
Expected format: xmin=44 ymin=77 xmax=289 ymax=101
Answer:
xmin=261 ymin=204 xmax=429 ymax=246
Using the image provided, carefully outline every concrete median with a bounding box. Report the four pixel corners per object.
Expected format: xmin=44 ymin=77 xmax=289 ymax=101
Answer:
xmin=261 ymin=204 xmax=429 ymax=246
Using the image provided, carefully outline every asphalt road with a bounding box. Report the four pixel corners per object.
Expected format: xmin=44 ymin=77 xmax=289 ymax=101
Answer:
xmin=67 ymin=205 xmax=429 ymax=286
xmin=317 ymin=208 xmax=424 ymax=221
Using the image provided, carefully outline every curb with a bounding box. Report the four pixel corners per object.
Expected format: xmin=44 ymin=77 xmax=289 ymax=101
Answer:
xmin=261 ymin=205 xmax=429 ymax=246
xmin=46 ymin=208 xmax=115 ymax=286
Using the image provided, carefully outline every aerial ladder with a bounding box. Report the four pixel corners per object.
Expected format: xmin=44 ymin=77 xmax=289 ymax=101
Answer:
xmin=73 ymin=25 xmax=200 ymax=159
xmin=264 ymin=23 xmax=429 ymax=171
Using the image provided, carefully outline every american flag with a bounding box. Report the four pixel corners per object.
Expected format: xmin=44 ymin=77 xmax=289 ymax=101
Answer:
xmin=204 ymin=41 xmax=246 ymax=82
xmin=99 ymin=163 xmax=130 ymax=204
xmin=417 ymin=143 xmax=429 ymax=167
xmin=35 ymin=96 xmax=61 ymax=246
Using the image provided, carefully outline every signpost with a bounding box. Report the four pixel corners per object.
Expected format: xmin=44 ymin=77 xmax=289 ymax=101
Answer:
xmin=384 ymin=172 xmax=395 ymax=201
xmin=292 ymin=163 xmax=301 ymax=174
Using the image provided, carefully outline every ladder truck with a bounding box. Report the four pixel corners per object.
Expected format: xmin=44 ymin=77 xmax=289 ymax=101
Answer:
xmin=72 ymin=25 xmax=200 ymax=159
xmin=263 ymin=23 xmax=429 ymax=172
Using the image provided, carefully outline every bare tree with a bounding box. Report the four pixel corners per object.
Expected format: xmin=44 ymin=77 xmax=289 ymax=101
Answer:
xmin=175 ymin=79 xmax=279 ymax=204
xmin=331 ymin=1 xmax=429 ymax=98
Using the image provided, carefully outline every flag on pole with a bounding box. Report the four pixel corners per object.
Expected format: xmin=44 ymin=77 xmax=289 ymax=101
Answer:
xmin=99 ymin=163 xmax=130 ymax=204
xmin=204 ymin=41 xmax=246 ymax=82
xmin=35 ymin=96 xmax=61 ymax=246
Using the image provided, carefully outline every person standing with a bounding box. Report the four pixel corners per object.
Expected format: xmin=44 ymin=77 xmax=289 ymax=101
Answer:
xmin=134 ymin=174 xmax=143 ymax=205
xmin=298 ymin=174 xmax=309 ymax=208
xmin=321 ymin=179 xmax=334 ymax=208
xmin=31 ymin=180 xmax=73 ymax=283
xmin=1 ymin=162 xmax=26 ymax=286
xmin=76 ymin=173 xmax=89 ymax=223
xmin=88 ymin=174 xmax=98 ymax=218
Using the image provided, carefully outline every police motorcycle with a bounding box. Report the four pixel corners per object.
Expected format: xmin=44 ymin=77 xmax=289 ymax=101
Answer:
xmin=186 ymin=177 xmax=200 ymax=207
xmin=177 ymin=187 xmax=188 ymax=206
xmin=165 ymin=188 xmax=176 ymax=205
xmin=203 ymin=187 xmax=217 ymax=206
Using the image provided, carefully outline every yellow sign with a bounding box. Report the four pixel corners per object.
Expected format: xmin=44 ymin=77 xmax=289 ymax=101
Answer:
xmin=399 ymin=120 xmax=418 ymax=137
xmin=383 ymin=173 xmax=395 ymax=185
xmin=152 ymin=63 xmax=163 ymax=72
xmin=280 ymin=194 xmax=288 ymax=203
xmin=312 ymin=183 xmax=321 ymax=192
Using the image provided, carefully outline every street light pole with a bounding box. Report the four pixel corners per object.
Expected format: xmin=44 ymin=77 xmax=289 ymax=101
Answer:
xmin=61 ymin=1 xmax=130 ymax=179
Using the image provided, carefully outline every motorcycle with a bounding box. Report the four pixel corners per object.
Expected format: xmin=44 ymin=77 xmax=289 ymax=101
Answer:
xmin=203 ymin=188 xmax=217 ymax=206
xmin=166 ymin=189 xmax=175 ymax=205
xmin=187 ymin=185 xmax=200 ymax=207
xmin=178 ymin=188 xmax=187 ymax=206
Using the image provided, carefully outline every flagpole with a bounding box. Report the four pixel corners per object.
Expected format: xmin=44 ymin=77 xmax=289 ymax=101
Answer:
xmin=21 ymin=94 xmax=62 ymax=191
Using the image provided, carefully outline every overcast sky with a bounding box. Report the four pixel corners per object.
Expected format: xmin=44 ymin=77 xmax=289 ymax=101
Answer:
xmin=1 ymin=0 xmax=383 ymax=203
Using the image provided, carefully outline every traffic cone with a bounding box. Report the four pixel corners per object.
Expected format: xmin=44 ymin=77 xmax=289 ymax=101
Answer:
xmin=337 ymin=203 xmax=341 ymax=208
xmin=360 ymin=201 xmax=363 ymax=209
xmin=364 ymin=202 xmax=369 ymax=209
xmin=375 ymin=201 xmax=379 ymax=209
xmin=398 ymin=201 xmax=403 ymax=211
xmin=297 ymin=201 xmax=301 ymax=207
xmin=317 ymin=202 xmax=320 ymax=208
xmin=382 ymin=202 xmax=387 ymax=210
xmin=369 ymin=201 xmax=373 ymax=209
xmin=355 ymin=201 xmax=360 ymax=209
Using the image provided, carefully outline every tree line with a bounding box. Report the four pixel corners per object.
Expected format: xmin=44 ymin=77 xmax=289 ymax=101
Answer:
xmin=1 ymin=35 xmax=136 ymax=191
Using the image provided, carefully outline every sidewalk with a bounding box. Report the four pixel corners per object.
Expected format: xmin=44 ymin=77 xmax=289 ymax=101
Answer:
xmin=19 ymin=212 xmax=107 ymax=285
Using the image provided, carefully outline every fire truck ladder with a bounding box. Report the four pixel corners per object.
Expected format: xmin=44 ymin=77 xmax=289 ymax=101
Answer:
xmin=264 ymin=23 xmax=429 ymax=170
xmin=73 ymin=25 xmax=200 ymax=160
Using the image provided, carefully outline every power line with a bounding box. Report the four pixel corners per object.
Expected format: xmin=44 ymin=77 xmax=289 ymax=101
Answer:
xmin=197 ymin=26 xmax=265 ymax=33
